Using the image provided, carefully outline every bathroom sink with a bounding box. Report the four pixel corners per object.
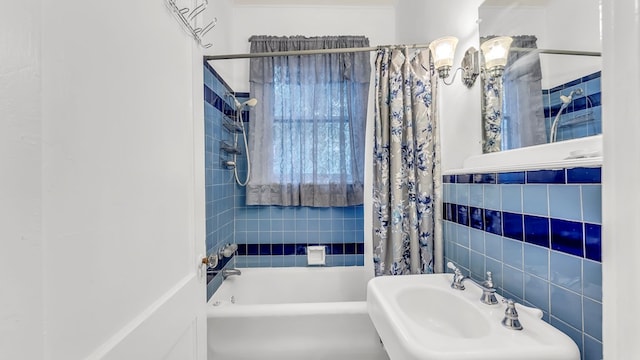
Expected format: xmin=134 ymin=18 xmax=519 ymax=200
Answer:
xmin=367 ymin=274 xmax=580 ymax=360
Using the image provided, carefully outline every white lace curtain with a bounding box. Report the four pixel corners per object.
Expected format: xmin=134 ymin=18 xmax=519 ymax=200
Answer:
xmin=246 ymin=35 xmax=371 ymax=207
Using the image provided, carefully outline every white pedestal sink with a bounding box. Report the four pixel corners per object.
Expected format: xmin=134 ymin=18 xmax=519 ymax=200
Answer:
xmin=367 ymin=273 xmax=580 ymax=360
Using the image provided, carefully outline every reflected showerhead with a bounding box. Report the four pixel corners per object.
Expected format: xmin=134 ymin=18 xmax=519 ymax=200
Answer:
xmin=234 ymin=98 xmax=258 ymax=109
xmin=560 ymin=88 xmax=584 ymax=104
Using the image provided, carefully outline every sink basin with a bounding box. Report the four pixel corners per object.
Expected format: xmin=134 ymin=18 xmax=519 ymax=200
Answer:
xmin=367 ymin=274 xmax=580 ymax=360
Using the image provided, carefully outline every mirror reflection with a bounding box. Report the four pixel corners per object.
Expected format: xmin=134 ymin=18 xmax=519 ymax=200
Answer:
xmin=478 ymin=0 xmax=602 ymax=153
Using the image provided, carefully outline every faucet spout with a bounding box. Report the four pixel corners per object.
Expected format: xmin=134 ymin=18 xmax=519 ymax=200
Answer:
xmin=222 ymin=268 xmax=241 ymax=280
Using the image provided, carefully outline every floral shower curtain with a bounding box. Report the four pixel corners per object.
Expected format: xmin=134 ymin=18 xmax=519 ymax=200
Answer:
xmin=372 ymin=48 xmax=442 ymax=276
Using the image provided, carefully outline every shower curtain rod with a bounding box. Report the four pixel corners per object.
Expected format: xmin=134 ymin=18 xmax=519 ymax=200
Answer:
xmin=203 ymin=45 xmax=601 ymax=61
xmin=204 ymin=43 xmax=431 ymax=60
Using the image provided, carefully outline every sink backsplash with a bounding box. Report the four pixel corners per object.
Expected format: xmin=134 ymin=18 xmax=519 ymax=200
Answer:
xmin=442 ymin=167 xmax=601 ymax=360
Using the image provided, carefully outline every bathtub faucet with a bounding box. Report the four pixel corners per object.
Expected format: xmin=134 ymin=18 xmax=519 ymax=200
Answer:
xmin=222 ymin=268 xmax=241 ymax=280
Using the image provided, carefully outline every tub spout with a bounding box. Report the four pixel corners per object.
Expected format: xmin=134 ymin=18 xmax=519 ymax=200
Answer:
xmin=222 ymin=268 xmax=241 ymax=280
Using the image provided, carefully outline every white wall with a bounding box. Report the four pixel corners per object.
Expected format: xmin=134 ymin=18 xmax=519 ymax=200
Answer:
xmin=0 ymin=0 xmax=44 ymax=359
xmin=602 ymin=1 xmax=640 ymax=357
xmin=396 ymin=0 xmax=485 ymax=171
xmin=40 ymin=0 xmax=204 ymax=358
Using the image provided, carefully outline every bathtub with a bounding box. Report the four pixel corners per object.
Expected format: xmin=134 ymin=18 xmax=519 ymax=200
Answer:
xmin=207 ymin=266 xmax=389 ymax=360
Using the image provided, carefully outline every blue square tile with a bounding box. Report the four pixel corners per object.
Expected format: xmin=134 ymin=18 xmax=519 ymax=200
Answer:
xmin=503 ymin=238 xmax=523 ymax=269
xmin=503 ymin=212 xmax=523 ymax=241
xmin=523 ymin=185 xmax=549 ymax=216
xmin=443 ymin=175 xmax=456 ymax=183
xmin=457 ymin=225 xmax=470 ymax=247
xmin=524 ymin=215 xmax=550 ymax=248
xmin=444 ymin=203 xmax=457 ymax=222
xmin=584 ymin=335 xmax=603 ymax=360
xmin=583 ymin=297 xmax=602 ymax=341
xmin=548 ymin=185 xmax=582 ymax=221
xmin=501 ymin=185 xmax=522 ymax=213
xmin=485 ymin=233 xmax=502 ymax=261
xmin=527 ymin=169 xmax=565 ymax=184
xmin=550 ymin=251 xmax=582 ymax=293
xmin=503 ymin=265 xmax=524 ymax=299
xmin=484 ymin=185 xmax=501 ymax=210
xmin=524 ymin=274 xmax=550 ymax=312
xmin=585 ymin=223 xmax=601 ymax=262
xmin=550 ymin=219 xmax=584 ymax=257
xmin=455 ymin=184 xmax=470 ymax=205
xmin=469 ymin=185 xmax=484 ymax=208
xmin=485 ymin=257 xmax=503 ymax=289
xmin=470 ymin=251 xmax=486 ymax=280
xmin=497 ymin=171 xmax=525 ymax=184
xmin=470 ymin=207 xmax=484 ymax=230
xmin=246 ymin=243 xmax=259 ymax=255
xmin=524 ymin=243 xmax=549 ymax=280
xmin=259 ymin=244 xmax=271 ymax=255
xmin=550 ymin=285 xmax=582 ymax=330
xmin=484 ymin=209 xmax=502 ymax=236
xmin=457 ymin=205 xmax=469 ymax=226
xmin=456 ymin=174 xmax=473 ymax=183
xmin=473 ymin=173 xmax=496 ymax=184
xmin=567 ymin=167 xmax=601 ymax=183
xmin=583 ymin=259 xmax=602 ymax=302
xmin=470 ymin=229 xmax=485 ymax=253
xmin=582 ymin=185 xmax=602 ymax=224
xmin=456 ymin=244 xmax=470 ymax=269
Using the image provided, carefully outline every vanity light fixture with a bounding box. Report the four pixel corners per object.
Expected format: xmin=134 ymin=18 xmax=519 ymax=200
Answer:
xmin=480 ymin=36 xmax=513 ymax=78
xmin=429 ymin=36 xmax=459 ymax=80
xmin=429 ymin=35 xmax=513 ymax=88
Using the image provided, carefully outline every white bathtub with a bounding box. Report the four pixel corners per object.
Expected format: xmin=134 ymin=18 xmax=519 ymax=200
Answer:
xmin=207 ymin=267 xmax=389 ymax=360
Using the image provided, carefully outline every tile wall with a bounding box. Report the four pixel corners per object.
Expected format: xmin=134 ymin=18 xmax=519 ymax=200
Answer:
xmin=204 ymin=61 xmax=239 ymax=299
xmin=442 ymin=167 xmax=602 ymax=360
xmin=543 ymin=72 xmax=602 ymax=142
xmin=204 ymin=62 xmax=365 ymax=298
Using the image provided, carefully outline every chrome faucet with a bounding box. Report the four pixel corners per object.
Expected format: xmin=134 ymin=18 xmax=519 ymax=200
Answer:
xmin=447 ymin=262 xmax=498 ymax=305
xmin=222 ymin=268 xmax=241 ymax=279
xmin=501 ymin=299 xmax=523 ymax=330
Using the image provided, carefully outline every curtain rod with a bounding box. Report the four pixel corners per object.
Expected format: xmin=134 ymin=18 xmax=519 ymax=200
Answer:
xmin=204 ymin=43 xmax=431 ymax=60
xmin=511 ymin=47 xmax=601 ymax=57
xmin=204 ymin=45 xmax=601 ymax=61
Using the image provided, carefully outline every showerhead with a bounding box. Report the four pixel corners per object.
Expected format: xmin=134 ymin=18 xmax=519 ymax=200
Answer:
xmin=234 ymin=98 xmax=258 ymax=110
xmin=560 ymin=88 xmax=584 ymax=104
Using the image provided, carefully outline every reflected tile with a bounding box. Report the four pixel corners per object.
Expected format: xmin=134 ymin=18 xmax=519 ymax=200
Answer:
xmin=503 ymin=212 xmax=524 ymax=241
xmin=484 ymin=209 xmax=502 ymax=236
xmin=585 ymin=223 xmax=602 ymax=262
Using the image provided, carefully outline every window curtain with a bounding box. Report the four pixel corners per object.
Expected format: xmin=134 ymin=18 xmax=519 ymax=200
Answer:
xmin=372 ymin=48 xmax=442 ymax=276
xmin=482 ymin=35 xmax=546 ymax=152
xmin=247 ymin=35 xmax=371 ymax=207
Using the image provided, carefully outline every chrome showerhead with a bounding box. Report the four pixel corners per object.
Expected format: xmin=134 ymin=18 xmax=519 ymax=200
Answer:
xmin=560 ymin=88 xmax=584 ymax=104
xmin=234 ymin=97 xmax=258 ymax=110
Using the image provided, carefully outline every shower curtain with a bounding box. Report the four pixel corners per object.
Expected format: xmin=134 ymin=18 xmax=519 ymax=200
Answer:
xmin=372 ymin=48 xmax=442 ymax=276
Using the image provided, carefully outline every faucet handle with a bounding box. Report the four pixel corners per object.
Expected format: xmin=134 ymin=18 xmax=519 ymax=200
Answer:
xmin=501 ymin=299 xmax=523 ymax=330
xmin=446 ymin=262 xmax=458 ymax=272
xmin=484 ymin=271 xmax=494 ymax=289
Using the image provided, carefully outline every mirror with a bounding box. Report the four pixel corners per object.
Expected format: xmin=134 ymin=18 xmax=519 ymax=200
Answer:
xmin=478 ymin=0 xmax=602 ymax=153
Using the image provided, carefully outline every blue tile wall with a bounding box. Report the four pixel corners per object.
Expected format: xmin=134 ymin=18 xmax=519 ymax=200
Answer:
xmin=542 ymin=71 xmax=602 ymax=142
xmin=234 ymin=205 xmax=365 ymax=268
xmin=443 ymin=166 xmax=602 ymax=360
xmin=204 ymin=62 xmax=365 ymax=297
xmin=204 ymin=61 xmax=240 ymax=299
